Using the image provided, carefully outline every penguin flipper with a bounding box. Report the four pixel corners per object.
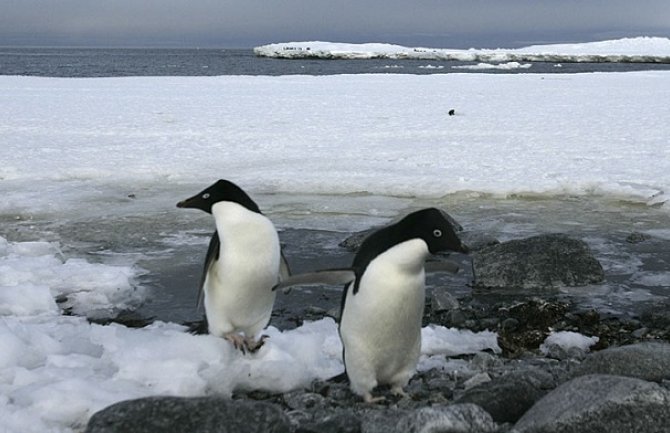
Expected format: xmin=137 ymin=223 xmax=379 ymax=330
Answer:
xmin=197 ymin=231 xmax=221 ymax=310
xmin=272 ymin=269 xmax=356 ymax=292
xmin=279 ymin=249 xmax=291 ymax=281
xmin=425 ymin=260 xmax=460 ymax=274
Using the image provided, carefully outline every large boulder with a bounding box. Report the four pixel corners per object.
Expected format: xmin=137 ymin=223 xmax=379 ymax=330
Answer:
xmin=572 ymin=342 xmax=670 ymax=382
xmin=455 ymin=369 xmax=556 ymax=423
xmin=473 ymin=234 xmax=604 ymax=289
xmin=512 ymin=374 xmax=670 ymax=433
xmin=85 ymin=396 xmax=290 ymax=433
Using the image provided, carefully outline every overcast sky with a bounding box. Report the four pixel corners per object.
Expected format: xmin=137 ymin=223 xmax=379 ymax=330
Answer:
xmin=1 ymin=0 xmax=669 ymax=48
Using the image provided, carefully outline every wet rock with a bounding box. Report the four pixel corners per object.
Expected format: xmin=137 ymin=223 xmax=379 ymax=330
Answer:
xmin=626 ymin=231 xmax=649 ymax=244
xmin=497 ymin=299 xmax=569 ymax=356
xmin=572 ymin=342 xmax=670 ymax=382
xmin=459 ymin=231 xmax=500 ymax=252
xmin=513 ymin=374 xmax=670 ymax=433
xmin=394 ymin=404 xmax=499 ymax=433
xmin=430 ymin=290 xmax=460 ymax=312
xmin=456 ymin=369 xmax=555 ymax=424
xmin=339 ymin=229 xmax=372 ymax=252
xmin=472 ymin=234 xmax=604 ymax=289
xmin=85 ymin=396 xmax=290 ymax=433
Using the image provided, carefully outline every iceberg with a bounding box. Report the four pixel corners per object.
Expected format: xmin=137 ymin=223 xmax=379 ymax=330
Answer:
xmin=254 ymin=37 xmax=670 ymax=63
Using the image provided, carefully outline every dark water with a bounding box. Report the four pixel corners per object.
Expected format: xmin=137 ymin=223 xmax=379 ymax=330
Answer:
xmin=3 ymin=47 xmax=670 ymax=77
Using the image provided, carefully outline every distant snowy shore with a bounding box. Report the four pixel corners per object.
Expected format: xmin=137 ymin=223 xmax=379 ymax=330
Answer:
xmin=254 ymin=37 xmax=670 ymax=63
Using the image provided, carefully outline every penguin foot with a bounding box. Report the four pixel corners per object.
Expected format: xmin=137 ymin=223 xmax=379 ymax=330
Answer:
xmin=245 ymin=335 xmax=269 ymax=353
xmin=224 ymin=333 xmax=248 ymax=353
xmin=363 ymin=393 xmax=386 ymax=404
xmin=391 ymin=386 xmax=409 ymax=399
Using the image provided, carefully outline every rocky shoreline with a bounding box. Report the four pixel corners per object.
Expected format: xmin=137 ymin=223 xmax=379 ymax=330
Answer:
xmin=85 ymin=228 xmax=670 ymax=433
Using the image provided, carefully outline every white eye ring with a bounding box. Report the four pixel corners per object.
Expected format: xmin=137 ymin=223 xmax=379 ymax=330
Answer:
xmin=433 ymin=229 xmax=443 ymax=237
xmin=202 ymin=193 xmax=210 ymax=199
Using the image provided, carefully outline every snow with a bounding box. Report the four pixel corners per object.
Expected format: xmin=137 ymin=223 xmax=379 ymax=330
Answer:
xmin=255 ymin=37 xmax=670 ymax=63
xmin=452 ymin=61 xmax=532 ymax=70
xmin=2 ymin=54 xmax=670 ymax=431
xmin=540 ymin=331 xmax=599 ymax=355
xmin=0 ymin=244 xmax=500 ymax=433
xmin=2 ymin=71 xmax=669 ymax=215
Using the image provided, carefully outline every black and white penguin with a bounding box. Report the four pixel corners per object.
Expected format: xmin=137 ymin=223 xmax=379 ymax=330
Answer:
xmin=177 ymin=179 xmax=289 ymax=353
xmin=274 ymin=207 xmax=468 ymax=402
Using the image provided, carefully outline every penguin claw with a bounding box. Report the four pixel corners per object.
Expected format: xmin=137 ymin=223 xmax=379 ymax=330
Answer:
xmin=246 ymin=335 xmax=269 ymax=353
xmin=224 ymin=334 xmax=248 ymax=353
xmin=391 ymin=387 xmax=409 ymax=399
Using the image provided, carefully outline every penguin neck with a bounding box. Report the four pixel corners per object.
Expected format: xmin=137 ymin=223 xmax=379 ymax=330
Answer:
xmin=210 ymin=201 xmax=275 ymax=248
xmin=376 ymin=238 xmax=430 ymax=273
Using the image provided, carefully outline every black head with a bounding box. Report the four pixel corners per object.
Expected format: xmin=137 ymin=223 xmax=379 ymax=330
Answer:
xmin=349 ymin=207 xmax=468 ymax=294
xmin=176 ymin=179 xmax=261 ymax=214
xmin=395 ymin=207 xmax=468 ymax=255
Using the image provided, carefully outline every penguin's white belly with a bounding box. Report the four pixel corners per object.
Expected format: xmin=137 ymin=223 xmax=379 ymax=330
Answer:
xmin=205 ymin=255 xmax=278 ymax=336
xmin=340 ymin=239 xmax=428 ymax=391
xmin=205 ymin=203 xmax=280 ymax=338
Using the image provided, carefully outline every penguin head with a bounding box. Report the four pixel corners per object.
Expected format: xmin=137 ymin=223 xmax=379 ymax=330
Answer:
xmin=400 ymin=208 xmax=468 ymax=255
xmin=177 ymin=179 xmax=261 ymax=214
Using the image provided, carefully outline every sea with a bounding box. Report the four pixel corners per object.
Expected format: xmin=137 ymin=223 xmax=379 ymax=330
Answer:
xmin=3 ymin=47 xmax=670 ymax=77
xmin=2 ymin=46 xmax=670 ymax=327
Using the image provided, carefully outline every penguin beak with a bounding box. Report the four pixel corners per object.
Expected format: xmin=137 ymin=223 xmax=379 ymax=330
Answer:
xmin=176 ymin=196 xmax=197 ymax=209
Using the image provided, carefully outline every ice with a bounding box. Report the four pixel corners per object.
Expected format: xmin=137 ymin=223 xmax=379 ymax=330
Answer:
xmin=2 ymin=70 xmax=670 ymax=219
xmin=255 ymin=37 xmax=670 ymax=62
xmin=0 ymin=236 xmax=143 ymax=318
xmin=540 ymin=331 xmax=599 ymax=355
xmin=421 ymin=325 xmax=501 ymax=356
xmin=452 ymin=61 xmax=532 ymax=70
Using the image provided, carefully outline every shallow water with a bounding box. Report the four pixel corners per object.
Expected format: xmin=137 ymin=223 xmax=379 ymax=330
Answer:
xmin=4 ymin=189 xmax=669 ymax=326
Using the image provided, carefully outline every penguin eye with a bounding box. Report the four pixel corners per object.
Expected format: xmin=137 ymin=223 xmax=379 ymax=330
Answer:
xmin=433 ymin=229 xmax=443 ymax=238
xmin=202 ymin=193 xmax=210 ymax=200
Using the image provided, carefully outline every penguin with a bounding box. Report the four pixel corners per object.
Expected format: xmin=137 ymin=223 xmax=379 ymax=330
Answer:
xmin=177 ymin=179 xmax=290 ymax=353
xmin=274 ymin=207 xmax=468 ymax=402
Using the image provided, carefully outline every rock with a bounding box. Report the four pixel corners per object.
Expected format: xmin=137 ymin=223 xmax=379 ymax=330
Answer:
xmin=472 ymin=234 xmax=604 ymax=289
xmin=85 ymin=396 xmax=290 ymax=433
xmin=361 ymin=409 xmax=410 ymax=433
xmin=459 ymin=231 xmax=500 ymax=251
xmin=430 ymin=290 xmax=460 ymax=312
xmin=572 ymin=342 xmax=670 ymax=382
xmin=283 ymin=391 xmax=327 ymax=410
xmin=294 ymin=409 xmax=362 ymax=433
xmin=394 ymin=404 xmax=499 ymax=433
xmin=497 ymin=299 xmax=569 ymax=356
xmin=513 ymin=374 xmax=670 ymax=433
xmin=339 ymin=229 xmax=372 ymax=251
xmin=456 ymin=369 xmax=555 ymax=424
xmin=626 ymin=231 xmax=649 ymax=244
xmin=463 ymin=372 xmax=492 ymax=389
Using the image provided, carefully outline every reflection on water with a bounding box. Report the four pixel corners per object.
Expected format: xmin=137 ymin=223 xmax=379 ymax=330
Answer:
xmin=4 ymin=192 xmax=670 ymax=325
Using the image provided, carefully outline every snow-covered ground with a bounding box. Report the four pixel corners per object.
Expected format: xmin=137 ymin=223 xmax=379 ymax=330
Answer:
xmin=254 ymin=37 xmax=670 ymax=63
xmin=1 ymin=69 xmax=669 ymax=432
